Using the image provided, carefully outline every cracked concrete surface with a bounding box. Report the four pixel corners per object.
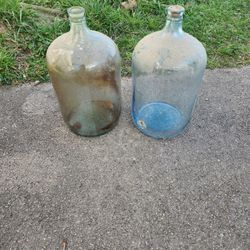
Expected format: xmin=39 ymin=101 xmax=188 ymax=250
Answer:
xmin=0 ymin=67 xmax=250 ymax=249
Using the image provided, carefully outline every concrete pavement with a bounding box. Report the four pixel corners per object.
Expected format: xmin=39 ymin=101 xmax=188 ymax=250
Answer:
xmin=0 ymin=67 xmax=249 ymax=249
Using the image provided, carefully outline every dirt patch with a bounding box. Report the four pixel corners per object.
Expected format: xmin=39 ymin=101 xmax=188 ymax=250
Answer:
xmin=0 ymin=22 xmax=7 ymax=34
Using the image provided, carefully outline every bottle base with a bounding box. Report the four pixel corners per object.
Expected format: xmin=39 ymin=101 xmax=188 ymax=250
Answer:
xmin=132 ymin=102 xmax=188 ymax=139
xmin=68 ymin=116 xmax=120 ymax=137
xmin=65 ymin=106 xmax=121 ymax=137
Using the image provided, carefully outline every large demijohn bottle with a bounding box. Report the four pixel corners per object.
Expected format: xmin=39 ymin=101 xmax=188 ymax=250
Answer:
xmin=132 ymin=5 xmax=207 ymax=139
xmin=47 ymin=7 xmax=121 ymax=136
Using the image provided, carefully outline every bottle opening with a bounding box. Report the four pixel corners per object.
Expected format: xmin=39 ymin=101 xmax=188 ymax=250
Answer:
xmin=68 ymin=6 xmax=85 ymax=23
xmin=167 ymin=5 xmax=185 ymax=21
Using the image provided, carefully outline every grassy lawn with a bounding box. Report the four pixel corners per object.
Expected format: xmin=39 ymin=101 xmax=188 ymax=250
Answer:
xmin=0 ymin=0 xmax=249 ymax=85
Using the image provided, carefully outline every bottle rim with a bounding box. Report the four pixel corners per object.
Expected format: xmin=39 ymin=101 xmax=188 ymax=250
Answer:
xmin=167 ymin=5 xmax=185 ymax=21
xmin=67 ymin=6 xmax=85 ymax=22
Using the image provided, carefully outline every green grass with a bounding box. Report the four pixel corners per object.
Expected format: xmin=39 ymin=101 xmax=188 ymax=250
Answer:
xmin=0 ymin=0 xmax=249 ymax=85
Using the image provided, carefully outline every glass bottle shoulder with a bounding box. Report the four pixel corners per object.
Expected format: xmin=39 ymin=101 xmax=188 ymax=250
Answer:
xmin=133 ymin=29 xmax=207 ymax=73
xmin=46 ymin=29 xmax=120 ymax=74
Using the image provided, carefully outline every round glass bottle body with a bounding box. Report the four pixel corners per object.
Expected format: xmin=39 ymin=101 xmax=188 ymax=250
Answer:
xmin=47 ymin=7 xmax=121 ymax=136
xmin=132 ymin=6 xmax=207 ymax=139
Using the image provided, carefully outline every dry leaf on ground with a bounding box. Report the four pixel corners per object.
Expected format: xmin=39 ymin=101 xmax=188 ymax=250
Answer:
xmin=121 ymin=0 xmax=137 ymax=10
